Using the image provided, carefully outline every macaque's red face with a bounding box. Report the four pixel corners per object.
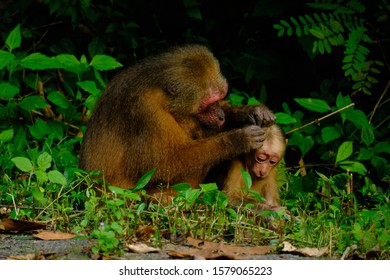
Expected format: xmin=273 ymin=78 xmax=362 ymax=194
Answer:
xmin=249 ymin=139 xmax=284 ymax=179
xmin=197 ymin=79 xmax=228 ymax=128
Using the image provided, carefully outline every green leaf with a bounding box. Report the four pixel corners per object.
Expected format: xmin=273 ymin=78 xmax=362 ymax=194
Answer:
xmin=290 ymin=17 xmax=299 ymax=26
xmin=324 ymin=39 xmax=332 ymax=53
xmin=280 ymin=20 xmax=291 ymax=28
xmin=247 ymin=97 xmax=261 ymax=105
xmin=37 ymin=152 xmax=52 ymax=171
xmin=336 ymin=141 xmax=353 ymax=163
xmin=132 ymin=168 xmax=156 ymax=192
xmin=277 ymin=28 xmax=284 ymax=37
xmin=199 ymin=183 xmax=218 ymax=192
xmin=339 ymin=161 xmax=367 ymax=175
xmin=108 ymin=186 xmax=124 ymax=195
xmin=172 ymin=183 xmax=191 ymax=192
xmin=288 ymin=132 xmax=314 ymax=156
xmin=48 ymin=170 xmax=67 ymax=185
xmin=19 ymin=96 xmax=48 ymax=111
xmin=275 ymin=112 xmax=297 ymax=125
xmin=336 ymin=93 xmax=353 ymax=109
xmin=353 ymin=223 xmax=363 ymax=240
xmin=5 ymin=25 xmax=21 ymax=52
xmin=344 ymin=109 xmax=369 ymax=129
xmin=313 ymin=40 xmax=318 ymax=53
xmin=0 ymin=51 xmax=15 ymax=70
xmin=227 ymin=92 xmax=245 ymax=105
xmin=361 ymin=125 xmax=375 ymax=146
xmin=35 ymin=170 xmax=48 ymax=183
xmin=32 ymin=189 xmax=47 ymax=203
xmin=47 ymin=91 xmax=70 ymax=109
xmin=0 ymin=82 xmax=20 ymax=99
xmin=287 ymin=27 xmax=293 ymax=36
xmin=344 ymin=68 xmax=356 ymax=77
xmin=298 ymin=16 xmax=307 ymax=25
xmin=55 ymin=54 xmax=85 ymax=75
xmin=248 ymin=189 xmax=266 ymax=202
xmin=310 ymin=28 xmax=325 ymax=40
xmin=321 ymin=126 xmax=341 ymax=143
xmin=184 ymin=188 xmax=201 ymax=205
xmin=11 ymin=157 xmax=33 ymax=172
xmin=305 ymin=14 xmax=314 ymax=24
xmin=318 ymin=40 xmax=325 ymax=54
xmin=28 ymin=118 xmax=51 ymax=140
xmin=240 ymin=168 xmax=252 ymax=188
xmin=136 ymin=202 xmax=146 ymax=217
xmin=90 ymin=55 xmax=122 ymax=71
xmin=20 ymin=53 xmax=61 ymax=70
xmin=84 ymin=95 xmax=98 ymax=110
xmin=0 ymin=129 xmax=14 ymax=142
xmin=273 ymin=24 xmax=283 ymax=30
xmin=77 ymin=80 xmax=101 ymax=96
xmin=294 ymin=98 xmax=331 ymax=113
xmin=343 ymin=54 xmax=355 ymax=63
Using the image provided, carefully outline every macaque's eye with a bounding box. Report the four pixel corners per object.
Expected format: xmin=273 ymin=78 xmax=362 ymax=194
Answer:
xmin=269 ymin=157 xmax=280 ymax=166
xmin=256 ymin=155 xmax=267 ymax=163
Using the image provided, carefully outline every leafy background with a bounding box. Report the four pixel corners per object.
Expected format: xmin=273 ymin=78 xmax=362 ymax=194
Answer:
xmin=0 ymin=0 xmax=389 ymax=257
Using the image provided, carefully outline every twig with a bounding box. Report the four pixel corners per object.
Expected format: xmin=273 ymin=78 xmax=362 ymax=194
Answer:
xmin=286 ymin=103 xmax=355 ymax=135
xmin=369 ymin=79 xmax=390 ymax=124
xmin=341 ymin=246 xmax=351 ymax=260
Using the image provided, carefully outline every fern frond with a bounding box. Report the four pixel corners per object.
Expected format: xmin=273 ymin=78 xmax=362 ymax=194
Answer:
xmin=273 ymin=1 xmax=383 ymax=95
xmin=273 ymin=10 xmax=365 ymax=54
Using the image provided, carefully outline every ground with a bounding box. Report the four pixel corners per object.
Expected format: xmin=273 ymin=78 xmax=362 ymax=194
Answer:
xmin=0 ymin=233 xmax=320 ymax=260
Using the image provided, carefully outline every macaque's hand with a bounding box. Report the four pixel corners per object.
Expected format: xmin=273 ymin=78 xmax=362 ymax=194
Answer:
xmin=247 ymin=105 xmax=276 ymax=127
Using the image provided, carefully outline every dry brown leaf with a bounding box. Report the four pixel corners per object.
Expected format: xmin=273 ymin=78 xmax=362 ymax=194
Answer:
xmin=281 ymin=241 xmax=297 ymax=252
xmin=187 ymin=237 xmax=275 ymax=255
xmin=7 ymin=253 xmax=46 ymax=260
xmin=168 ymin=248 xmax=200 ymax=258
xmin=168 ymin=248 xmax=243 ymax=260
xmin=126 ymin=243 xmax=160 ymax=254
xmin=296 ymin=247 xmax=328 ymax=257
xmin=33 ymin=230 xmax=76 ymax=240
xmin=0 ymin=218 xmax=46 ymax=232
xmin=168 ymin=237 xmax=275 ymax=260
xmin=281 ymin=241 xmax=327 ymax=257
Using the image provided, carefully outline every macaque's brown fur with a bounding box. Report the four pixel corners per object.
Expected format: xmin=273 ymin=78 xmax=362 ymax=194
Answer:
xmin=79 ymin=45 xmax=275 ymax=196
xmin=222 ymin=124 xmax=287 ymax=212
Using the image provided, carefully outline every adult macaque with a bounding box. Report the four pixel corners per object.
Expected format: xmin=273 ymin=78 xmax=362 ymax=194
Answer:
xmin=222 ymin=124 xmax=287 ymax=212
xmin=79 ymin=45 xmax=275 ymax=197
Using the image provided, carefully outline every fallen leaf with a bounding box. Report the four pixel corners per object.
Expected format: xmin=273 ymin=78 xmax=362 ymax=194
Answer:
xmin=168 ymin=248 xmax=242 ymax=260
xmin=187 ymin=237 xmax=274 ymax=255
xmin=281 ymin=241 xmax=327 ymax=257
xmin=168 ymin=248 xmax=203 ymax=258
xmin=281 ymin=241 xmax=297 ymax=252
xmin=7 ymin=253 xmax=47 ymax=260
xmin=33 ymin=230 xmax=76 ymax=240
xmin=168 ymin=237 xmax=275 ymax=260
xmin=296 ymin=247 xmax=328 ymax=257
xmin=0 ymin=218 xmax=46 ymax=232
xmin=126 ymin=243 xmax=160 ymax=254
